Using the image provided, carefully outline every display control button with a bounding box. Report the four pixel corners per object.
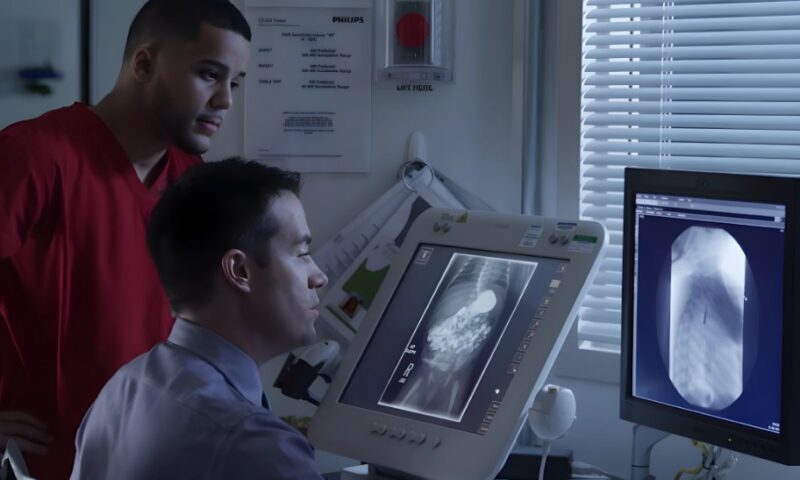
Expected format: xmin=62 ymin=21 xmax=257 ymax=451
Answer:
xmin=370 ymin=422 xmax=388 ymax=435
xmin=442 ymin=223 xmax=451 ymax=232
xmin=548 ymin=233 xmax=558 ymax=244
xmin=430 ymin=436 xmax=441 ymax=448
xmin=387 ymin=427 xmax=406 ymax=439
xmin=433 ymin=222 xmax=441 ymax=232
xmin=407 ymin=431 xmax=426 ymax=444
xmin=559 ymin=235 xmax=569 ymax=245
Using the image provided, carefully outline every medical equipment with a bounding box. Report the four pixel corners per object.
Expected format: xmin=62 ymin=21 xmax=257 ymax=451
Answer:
xmin=274 ymin=340 xmax=341 ymax=406
xmin=620 ymin=168 xmax=800 ymax=478
xmin=310 ymin=208 xmax=606 ymax=479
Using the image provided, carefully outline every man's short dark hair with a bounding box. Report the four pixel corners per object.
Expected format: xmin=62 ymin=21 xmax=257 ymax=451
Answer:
xmin=147 ymin=158 xmax=301 ymax=311
xmin=123 ymin=0 xmax=252 ymax=60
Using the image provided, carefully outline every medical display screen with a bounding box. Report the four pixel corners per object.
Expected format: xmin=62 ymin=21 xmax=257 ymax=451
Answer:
xmin=340 ymin=244 xmax=569 ymax=435
xmin=632 ymin=194 xmax=785 ymax=434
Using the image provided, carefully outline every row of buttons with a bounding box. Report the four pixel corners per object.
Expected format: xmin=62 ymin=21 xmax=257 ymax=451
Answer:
xmin=370 ymin=422 xmax=441 ymax=448
xmin=432 ymin=222 xmax=451 ymax=233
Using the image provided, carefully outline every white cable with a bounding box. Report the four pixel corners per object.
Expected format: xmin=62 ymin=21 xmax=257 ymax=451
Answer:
xmin=528 ymin=385 xmax=576 ymax=480
xmin=538 ymin=441 xmax=552 ymax=480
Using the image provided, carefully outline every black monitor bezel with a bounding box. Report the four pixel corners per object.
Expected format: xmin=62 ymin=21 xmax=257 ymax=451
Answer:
xmin=620 ymin=167 xmax=800 ymax=465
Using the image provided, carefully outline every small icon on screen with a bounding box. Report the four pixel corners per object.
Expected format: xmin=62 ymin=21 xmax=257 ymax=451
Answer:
xmin=415 ymin=247 xmax=434 ymax=265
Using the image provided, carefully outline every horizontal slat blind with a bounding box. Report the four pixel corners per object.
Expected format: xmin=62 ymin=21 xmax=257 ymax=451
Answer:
xmin=578 ymin=0 xmax=800 ymax=352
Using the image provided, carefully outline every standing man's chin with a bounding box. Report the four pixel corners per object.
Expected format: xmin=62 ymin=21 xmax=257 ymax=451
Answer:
xmin=176 ymin=136 xmax=211 ymax=155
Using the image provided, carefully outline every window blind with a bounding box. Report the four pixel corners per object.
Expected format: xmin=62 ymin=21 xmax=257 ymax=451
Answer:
xmin=579 ymin=0 xmax=800 ymax=353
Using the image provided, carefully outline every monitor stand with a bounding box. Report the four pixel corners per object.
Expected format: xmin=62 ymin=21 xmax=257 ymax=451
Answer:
xmin=630 ymin=424 xmax=670 ymax=480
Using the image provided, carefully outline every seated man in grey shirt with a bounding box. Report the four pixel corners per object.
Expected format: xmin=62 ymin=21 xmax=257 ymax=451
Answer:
xmin=71 ymin=158 xmax=328 ymax=479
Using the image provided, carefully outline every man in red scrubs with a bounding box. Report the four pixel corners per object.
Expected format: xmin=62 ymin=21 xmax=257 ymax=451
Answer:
xmin=0 ymin=1 xmax=251 ymax=477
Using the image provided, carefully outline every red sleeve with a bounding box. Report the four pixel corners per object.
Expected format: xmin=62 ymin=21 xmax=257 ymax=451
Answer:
xmin=0 ymin=125 xmax=57 ymax=259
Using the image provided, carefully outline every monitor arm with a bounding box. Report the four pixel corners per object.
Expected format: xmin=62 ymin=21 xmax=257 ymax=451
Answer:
xmin=631 ymin=424 xmax=670 ymax=480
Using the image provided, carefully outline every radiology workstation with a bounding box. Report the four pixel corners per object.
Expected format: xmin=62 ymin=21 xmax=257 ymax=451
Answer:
xmin=279 ymin=166 xmax=800 ymax=480
xmin=299 ymin=205 xmax=608 ymax=479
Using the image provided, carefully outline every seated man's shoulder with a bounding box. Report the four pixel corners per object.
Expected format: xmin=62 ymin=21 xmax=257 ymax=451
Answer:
xmin=133 ymin=345 xmax=263 ymax=428
xmin=214 ymin=411 xmax=322 ymax=480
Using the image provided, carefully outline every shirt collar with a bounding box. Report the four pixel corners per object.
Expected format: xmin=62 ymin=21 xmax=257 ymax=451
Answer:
xmin=167 ymin=318 xmax=264 ymax=407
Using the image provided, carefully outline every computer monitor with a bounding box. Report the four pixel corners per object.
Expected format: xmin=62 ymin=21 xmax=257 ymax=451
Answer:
xmin=620 ymin=167 xmax=800 ymax=465
xmin=310 ymin=208 xmax=606 ymax=479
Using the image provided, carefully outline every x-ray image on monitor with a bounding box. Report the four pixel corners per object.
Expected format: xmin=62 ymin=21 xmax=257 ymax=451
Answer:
xmin=377 ymin=253 xmax=536 ymax=422
xmin=669 ymin=227 xmax=746 ymax=411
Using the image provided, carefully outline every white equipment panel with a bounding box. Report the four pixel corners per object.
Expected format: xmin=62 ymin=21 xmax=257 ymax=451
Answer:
xmin=310 ymin=208 xmax=606 ymax=480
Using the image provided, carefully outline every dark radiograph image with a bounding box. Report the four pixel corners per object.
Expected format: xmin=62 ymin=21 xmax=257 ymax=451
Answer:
xmin=669 ymin=226 xmax=746 ymax=410
xmin=378 ymin=253 xmax=536 ymax=422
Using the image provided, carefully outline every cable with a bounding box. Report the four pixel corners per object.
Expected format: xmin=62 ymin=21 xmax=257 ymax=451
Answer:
xmin=674 ymin=440 xmax=710 ymax=480
xmin=528 ymin=385 xmax=575 ymax=480
xmin=538 ymin=441 xmax=551 ymax=480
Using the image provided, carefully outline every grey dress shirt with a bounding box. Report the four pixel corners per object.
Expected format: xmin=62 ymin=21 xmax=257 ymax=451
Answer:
xmin=70 ymin=318 xmax=322 ymax=480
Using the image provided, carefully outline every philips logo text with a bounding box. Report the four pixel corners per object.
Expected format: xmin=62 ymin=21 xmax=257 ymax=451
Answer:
xmin=332 ymin=16 xmax=364 ymax=24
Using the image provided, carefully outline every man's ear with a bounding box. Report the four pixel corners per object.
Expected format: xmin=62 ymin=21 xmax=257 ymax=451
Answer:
xmin=130 ymin=46 xmax=157 ymax=83
xmin=221 ymin=249 xmax=252 ymax=294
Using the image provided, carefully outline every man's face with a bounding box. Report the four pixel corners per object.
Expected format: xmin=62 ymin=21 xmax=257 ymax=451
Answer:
xmin=248 ymin=191 xmax=328 ymax=355
xmin=148 ymin=24 xmax=250 ymax=154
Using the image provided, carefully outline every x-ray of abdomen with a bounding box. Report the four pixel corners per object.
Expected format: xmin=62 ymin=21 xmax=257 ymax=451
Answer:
xmin=378 ymin=254 xmax=536 ymax=422
xmin=669 ymin=226 xmax=745 ymax=411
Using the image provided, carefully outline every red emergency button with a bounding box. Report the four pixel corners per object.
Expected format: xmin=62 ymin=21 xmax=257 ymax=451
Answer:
xmin=396 ymin=12 xmax=430 ymax=49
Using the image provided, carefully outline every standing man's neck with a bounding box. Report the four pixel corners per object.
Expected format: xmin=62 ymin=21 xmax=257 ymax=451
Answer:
xmin=92 ymin=90 xmax=168 ymax=185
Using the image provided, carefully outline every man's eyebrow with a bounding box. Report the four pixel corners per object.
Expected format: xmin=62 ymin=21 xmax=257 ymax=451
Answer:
xmin=196 ymin=59 xmax=230 ymax=72
xmin=195 ymin=59 xmax=247 ymax=77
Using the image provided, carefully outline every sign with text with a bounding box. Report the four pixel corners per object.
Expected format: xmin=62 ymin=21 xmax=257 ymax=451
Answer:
xmin=244 ymin=4 xmax=372 ymax=172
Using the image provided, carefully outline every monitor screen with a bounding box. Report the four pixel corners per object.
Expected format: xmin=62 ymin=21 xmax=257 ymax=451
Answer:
xmin=631 ymin=193 xmax=785 ymax=434
xmin=340 ymin=243 xmax=569 ymax=435
xmin=620 ymin=167 xmax=800 ymax=465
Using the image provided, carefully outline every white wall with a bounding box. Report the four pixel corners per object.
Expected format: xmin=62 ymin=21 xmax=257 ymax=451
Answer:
xmin=0 ymin=0 xmax=81 ymax=129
